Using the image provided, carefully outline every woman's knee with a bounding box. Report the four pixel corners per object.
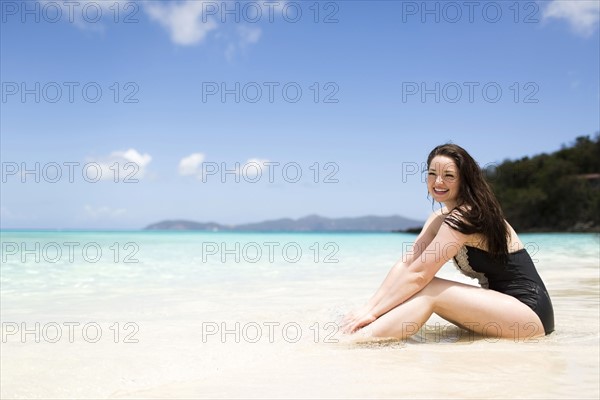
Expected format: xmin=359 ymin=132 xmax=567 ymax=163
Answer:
xmin=420 ymin=277 xmax=452 ymax=297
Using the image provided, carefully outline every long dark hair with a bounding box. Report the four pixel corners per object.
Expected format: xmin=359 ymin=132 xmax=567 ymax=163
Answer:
xmin=427 ymin=144 xmax=509 ymax=261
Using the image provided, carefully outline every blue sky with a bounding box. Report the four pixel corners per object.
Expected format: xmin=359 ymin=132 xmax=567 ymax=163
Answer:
xmin=1 ymin=0 xmax=599 ymax=229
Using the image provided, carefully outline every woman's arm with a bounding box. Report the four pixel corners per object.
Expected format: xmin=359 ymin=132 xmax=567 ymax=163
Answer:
xmin=340 ymin=211 xmax=442 ymax=328
xmin=341 ymin=221 xmax=468 ymax=333
xmin=361 ymin=212 xmax=442 ymax=310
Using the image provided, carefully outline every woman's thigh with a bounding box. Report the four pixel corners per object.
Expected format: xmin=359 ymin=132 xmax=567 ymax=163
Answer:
xmin=367 ymin=277 xmax=545 ymax=340
xmin=427 ymin=277 xmax=545 ymax=339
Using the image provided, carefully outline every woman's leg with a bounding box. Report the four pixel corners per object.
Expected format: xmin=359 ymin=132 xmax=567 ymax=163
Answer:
xmin=363 ymin=277 xmax=545 ymax=340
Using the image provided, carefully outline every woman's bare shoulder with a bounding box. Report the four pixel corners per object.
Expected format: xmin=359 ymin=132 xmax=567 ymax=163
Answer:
xmin=505 ymin=221 xmax=525 ymax=252
xmin=422 ymin=208 xmax=449 ymax=235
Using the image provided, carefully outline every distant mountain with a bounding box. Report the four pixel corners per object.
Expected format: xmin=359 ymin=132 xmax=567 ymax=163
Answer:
xmin=144 ymin=220 xmax=228 ymax=231
xmin=144 ymin=214 xmax=424 ymax=232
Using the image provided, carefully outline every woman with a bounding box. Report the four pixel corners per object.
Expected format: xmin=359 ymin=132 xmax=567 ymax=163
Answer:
xmin=341 ymin=144 xmax=554 ymax=340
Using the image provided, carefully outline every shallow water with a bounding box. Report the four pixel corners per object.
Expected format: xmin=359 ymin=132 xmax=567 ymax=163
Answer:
xmin=1 ymin=231 xmax=598 ymax=398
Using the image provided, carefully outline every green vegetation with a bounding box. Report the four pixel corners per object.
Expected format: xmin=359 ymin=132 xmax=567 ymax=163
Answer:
xmin=485 ymin=134 xmax=600 ymax=232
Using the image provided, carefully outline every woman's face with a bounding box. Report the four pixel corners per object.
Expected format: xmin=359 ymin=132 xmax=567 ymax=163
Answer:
xmin=427 ymin=155 xmax=460 ymax=205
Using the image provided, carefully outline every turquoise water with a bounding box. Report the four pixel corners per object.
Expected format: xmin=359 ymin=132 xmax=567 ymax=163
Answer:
xmin=1 ymin=230 xmax=597 ymax=290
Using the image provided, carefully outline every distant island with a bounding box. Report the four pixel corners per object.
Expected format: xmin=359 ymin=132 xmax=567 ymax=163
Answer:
xmin=144 ymin=214 xmax=424 ymax=233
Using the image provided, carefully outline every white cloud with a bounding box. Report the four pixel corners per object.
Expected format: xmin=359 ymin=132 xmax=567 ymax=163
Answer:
xmin=178 ymin=153 xmax=205 ymax=176
xmin=144 ymin=0 xmax=218 ymax=45
xmin=84 ymin=205 xmax=126 ymax=219
xmin=39 ymin=0 xmax=267 ymax=56
xmin=87 ymin=148 xmax=152 ymax=181
xmin=114 ymin=148 xmax=152 ymax=167
xmin=237 ymin=158 xmax=271 ymax=178
xmin=542 ymin=0 xmax=600 ymax=37
xmin=177 ymin=155 xmax=272 ymax=181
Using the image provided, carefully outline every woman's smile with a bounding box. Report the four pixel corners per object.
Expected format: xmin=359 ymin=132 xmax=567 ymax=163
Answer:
xmin=432 ymin=187 xmax=449 ymax=195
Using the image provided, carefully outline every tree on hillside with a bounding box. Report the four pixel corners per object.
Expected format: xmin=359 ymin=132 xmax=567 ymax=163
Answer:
xmin=485 ymin=133 xmax=599 ymax=232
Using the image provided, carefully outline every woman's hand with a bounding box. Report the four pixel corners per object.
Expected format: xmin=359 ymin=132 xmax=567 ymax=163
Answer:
xmin=340 ymin=307 xmax=377 ymax=334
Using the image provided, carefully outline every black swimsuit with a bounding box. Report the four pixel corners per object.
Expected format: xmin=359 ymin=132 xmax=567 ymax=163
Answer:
xmin=453 ymin=245 xmax=555 ymax=335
